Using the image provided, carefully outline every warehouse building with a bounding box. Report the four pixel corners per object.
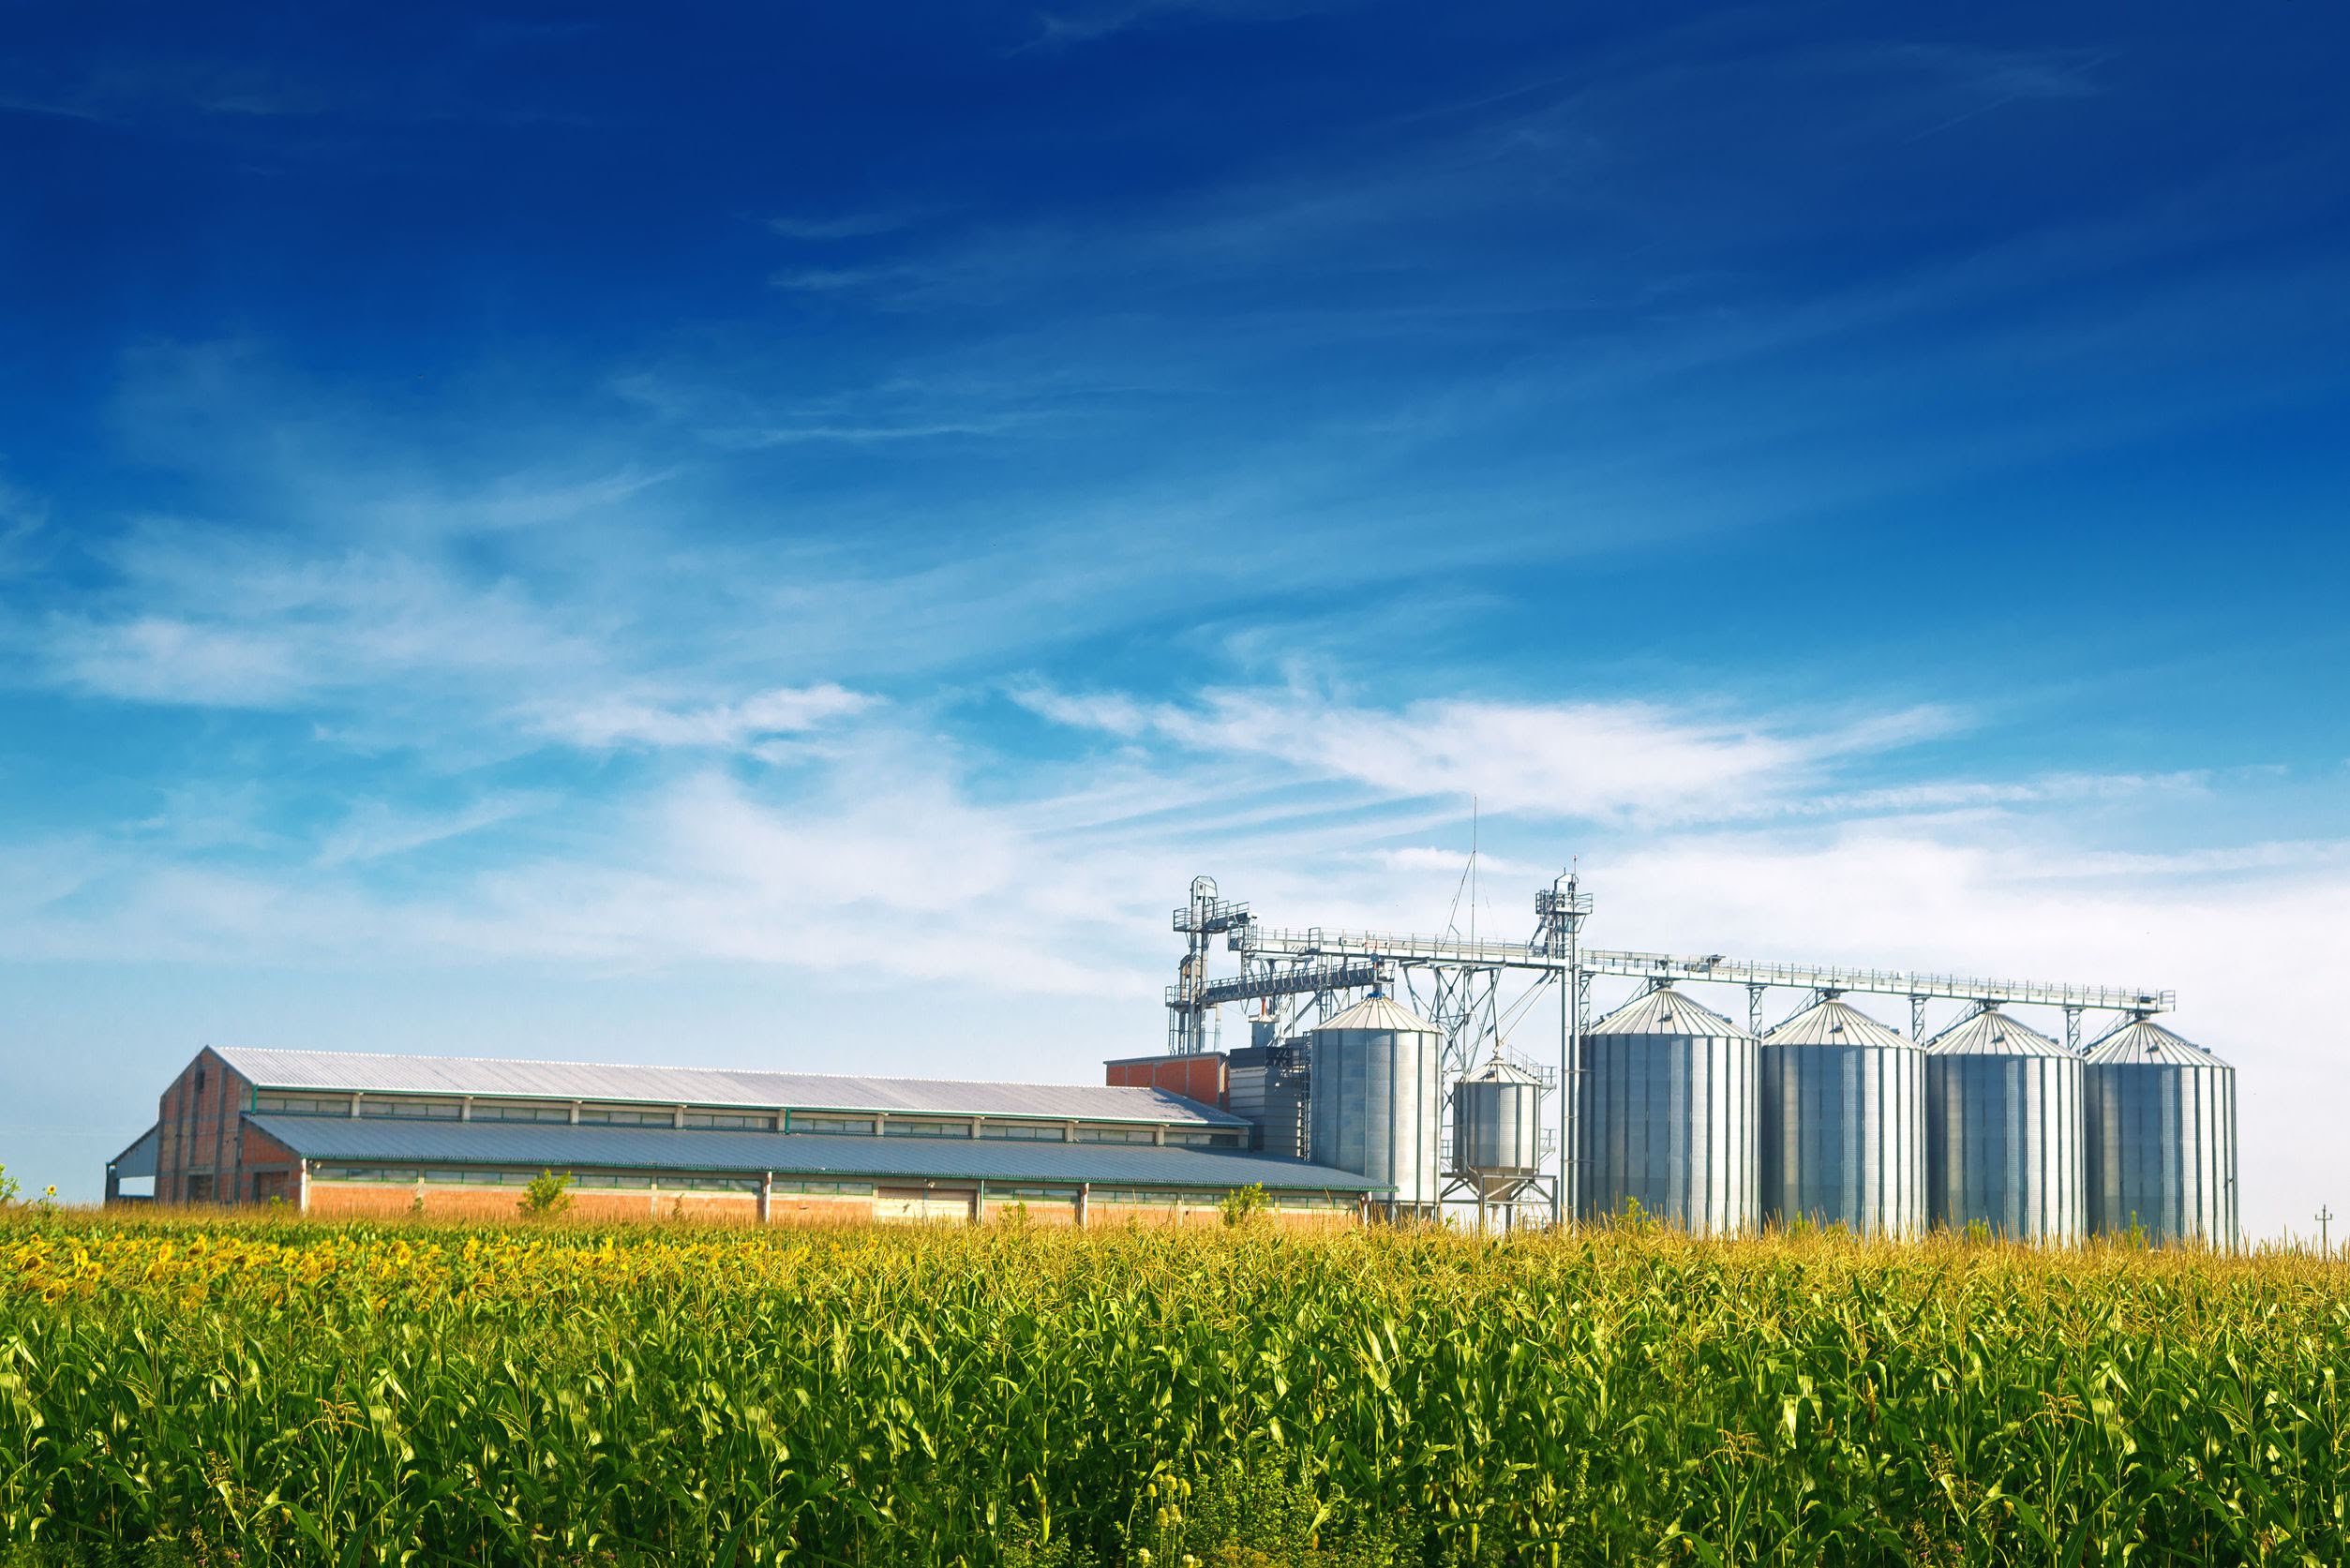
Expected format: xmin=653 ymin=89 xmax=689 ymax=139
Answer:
xmin=127 ymin=1046 xmax=1383 ymax=1226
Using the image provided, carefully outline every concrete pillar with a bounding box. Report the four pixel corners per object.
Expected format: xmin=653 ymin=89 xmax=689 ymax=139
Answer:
xmin=758 ymin=1171 xmax=772 ymax=1226
xmin=351 ymin=1093 xmax=364 ymax=1118
xmin=297 ymin=1159 xmax=311 ymax=1216
xmin=1076 ymin=1182 xmax=1089 ymax=1229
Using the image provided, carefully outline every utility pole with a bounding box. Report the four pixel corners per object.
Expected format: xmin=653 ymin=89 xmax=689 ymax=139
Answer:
xmin=2318 ymin=1204 xmax=2334 ymax=1259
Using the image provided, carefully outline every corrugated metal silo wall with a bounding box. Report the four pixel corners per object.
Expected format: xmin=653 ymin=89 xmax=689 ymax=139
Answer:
xmin=1577 ymin=1027 xmax=1759 ymax=1234
xmin=2085 ymin=1062 xmax=2238 ymax=1247
xmin=1310 ymin=1026 xmax=1441 ymax=1208
xmin=1456 ymin=1077 xmax=1542 ymax=1179
xmin=1924 ymin=1054 xmax=2086 ymax=1243
xmin=1759 ymin=1043 xmax=1926 ymax=1238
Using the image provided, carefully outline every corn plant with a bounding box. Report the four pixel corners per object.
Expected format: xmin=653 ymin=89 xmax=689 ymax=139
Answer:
xmin=2 ymin=1215 xmax=2343 ymax=1565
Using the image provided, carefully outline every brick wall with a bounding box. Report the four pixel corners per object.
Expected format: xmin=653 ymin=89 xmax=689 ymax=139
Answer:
xmin=155 ymin=1050 xmax=257 ymax=1206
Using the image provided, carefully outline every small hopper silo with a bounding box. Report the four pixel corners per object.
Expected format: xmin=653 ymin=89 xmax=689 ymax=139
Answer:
xmin=1578 ymin=983 xmax=1758 ymax=1235
xmin=1923 ymin=1005 xmax=2085 ymax=1243
xmin=2084 ymin=1015 xmax=2238 ymax=1247
xmin=1759 ymin=997 xmax=1925 ymax=1238
xmin=1309 ymin=994 xmax=1442 ymax=1216
xmin=1453 ymin=1053 xmax=1544 ymax=1220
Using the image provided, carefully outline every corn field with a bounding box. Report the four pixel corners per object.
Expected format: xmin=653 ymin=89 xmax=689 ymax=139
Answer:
xmin=2 ymin=1215 xmax=2344 ymax=1566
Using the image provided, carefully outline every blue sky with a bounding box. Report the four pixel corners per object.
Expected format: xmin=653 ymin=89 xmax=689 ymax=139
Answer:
xmin=2 ymin=2 xmax=2344 ymax=1232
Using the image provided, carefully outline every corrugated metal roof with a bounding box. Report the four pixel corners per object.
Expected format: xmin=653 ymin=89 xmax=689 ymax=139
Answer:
xmin=247 ymin=1115 xmax=1384 ymax=1191
xmin=1587 ymin=985 xmax=1748 ymax=1039
xmin=1464 ymin=1055 xmax=1539 ymax=1084
xmin=1924 ymin=1007 xmax=2070 ymax=1058
xmin=2085 ymin=1015 xmax=2228 ymax=1068
xmin=212 ymin=1047 xmax=1244 ymax=1127
xmin=1761 ymin=999 xmax=1913 ymax=1051
xmin=1314 ymin=995 xmax=1439 ymax=1035
xmin=110 ymin=1124 xmax=160 ymax=1178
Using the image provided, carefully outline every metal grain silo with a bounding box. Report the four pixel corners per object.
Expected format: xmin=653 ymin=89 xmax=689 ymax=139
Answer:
xmin=1759 ymin=997 xmax=1925 ymax=1238
xmin=1923 ymin=1006 xmax=2084 ymax=1243
xmin=1454 ymin=1054 xmax=1543 ymax=1200
xmin=1309 ymin=994 xmax=1441 ymax=1215
xmin=1577 ymin=984 xmax=1758 ymax=1235
xmin=2084 ymin=1015 xmax=2238 ymax=1247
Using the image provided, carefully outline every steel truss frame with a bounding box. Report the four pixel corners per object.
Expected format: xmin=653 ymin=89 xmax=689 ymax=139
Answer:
xmin=1165 ymin=870 xmax=2177 ymax=1226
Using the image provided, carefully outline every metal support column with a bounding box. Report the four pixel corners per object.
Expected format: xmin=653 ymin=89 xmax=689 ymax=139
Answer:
xmin=1540 ymin=874 xmax=1592 ymax=1229
xmin=2063 ymin=1006 xmax=2084 ymax=1054
xmin=1746 ymin=983 xmax=1767 ymax=1038
xmin=1910 ymin=995 xmax=1928 ymax=1041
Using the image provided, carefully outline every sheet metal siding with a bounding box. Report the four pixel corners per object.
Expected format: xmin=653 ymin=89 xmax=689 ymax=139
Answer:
xmin=1578 ymin=1024 xmax=1758 ymax=1235
xmin=1309 ymin=1023 xmax=1441 ymax=1207
xmin=2086 ymin=1060 xmax=2238 ymax=1246
xmin=247 ymin=1116 xmax=1383 ymax=1192
xmin=1456 ymin=1077 xmax=1542 ymax=1178
xmin=1924 ymin=1053 xmax=2084 ymax=1242
xmin=111 ymin=1124 xmax=162 ymax=1179
xmin=1759 ymin=1042 xmax=1925 ymax=1238
xmin=212 ymin=1047 xmax=1242 ymax=1127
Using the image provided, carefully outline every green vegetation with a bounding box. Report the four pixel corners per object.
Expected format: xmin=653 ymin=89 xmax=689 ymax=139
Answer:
xmin=1217 ymin=1182 xmax=1271 ymax=1228
xmin=2 ymin=1216 xmax=2344 ymax=1564
xmin=516 ymin=1168 xmax=575 ymax=1218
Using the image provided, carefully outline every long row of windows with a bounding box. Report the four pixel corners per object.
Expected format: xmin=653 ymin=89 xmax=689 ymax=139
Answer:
xmin=314 ymin=1166 xmax=757 ymax=1193
xmin=253 ymin=1092 xmax=1235 ymax=1144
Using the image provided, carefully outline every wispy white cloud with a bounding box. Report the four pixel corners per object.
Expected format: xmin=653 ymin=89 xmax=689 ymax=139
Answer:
xmin=1015 ymin=681 xmax=1960 ymax=826
xmin=34 ymin=522 xmax=596 ymax=709
xmin=1797 ymin=770 xmax=2213 ymax=817
xmin=313 ymin=793 xmax=550 ymax=868
xmin=0 ymin=59 xmax=329 ymax=124
xmin=768 ymin=210 xmax=928 ymax=242
xmin=1018 ymin=0 xmax=1357 ymax=50
xmin=49 ymin=613 xmax=318 ymax=707
xmin=539 ymin=683 xmax=876 ymax=752
xmin=727 ymin=420 xmax=1031 ymax=446
xmin=770 ymin=264 xmax=908 ymax=294
xmin=0 ymin=477 xmax=45 ymax=575
xmin=134 ymin=781 xmax=284 ymax=852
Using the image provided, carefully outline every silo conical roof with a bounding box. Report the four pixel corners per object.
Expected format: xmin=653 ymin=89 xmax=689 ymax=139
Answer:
xmin=1923 ymin=1006 xmax=2069 ymax=1058
xmin=1588 ymin=984 xmax=1749 ymax=1039
xmin=1466 ymin=1053 xmax=1539 ymax=1084
xmin=1761 ymin=998 xmax=1913 ymax=1051
xmin=1315 ymin=994 xmax=1438 ymax=1035
xmin=2085 ymin=1015 xmax=2227 ymax=1068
